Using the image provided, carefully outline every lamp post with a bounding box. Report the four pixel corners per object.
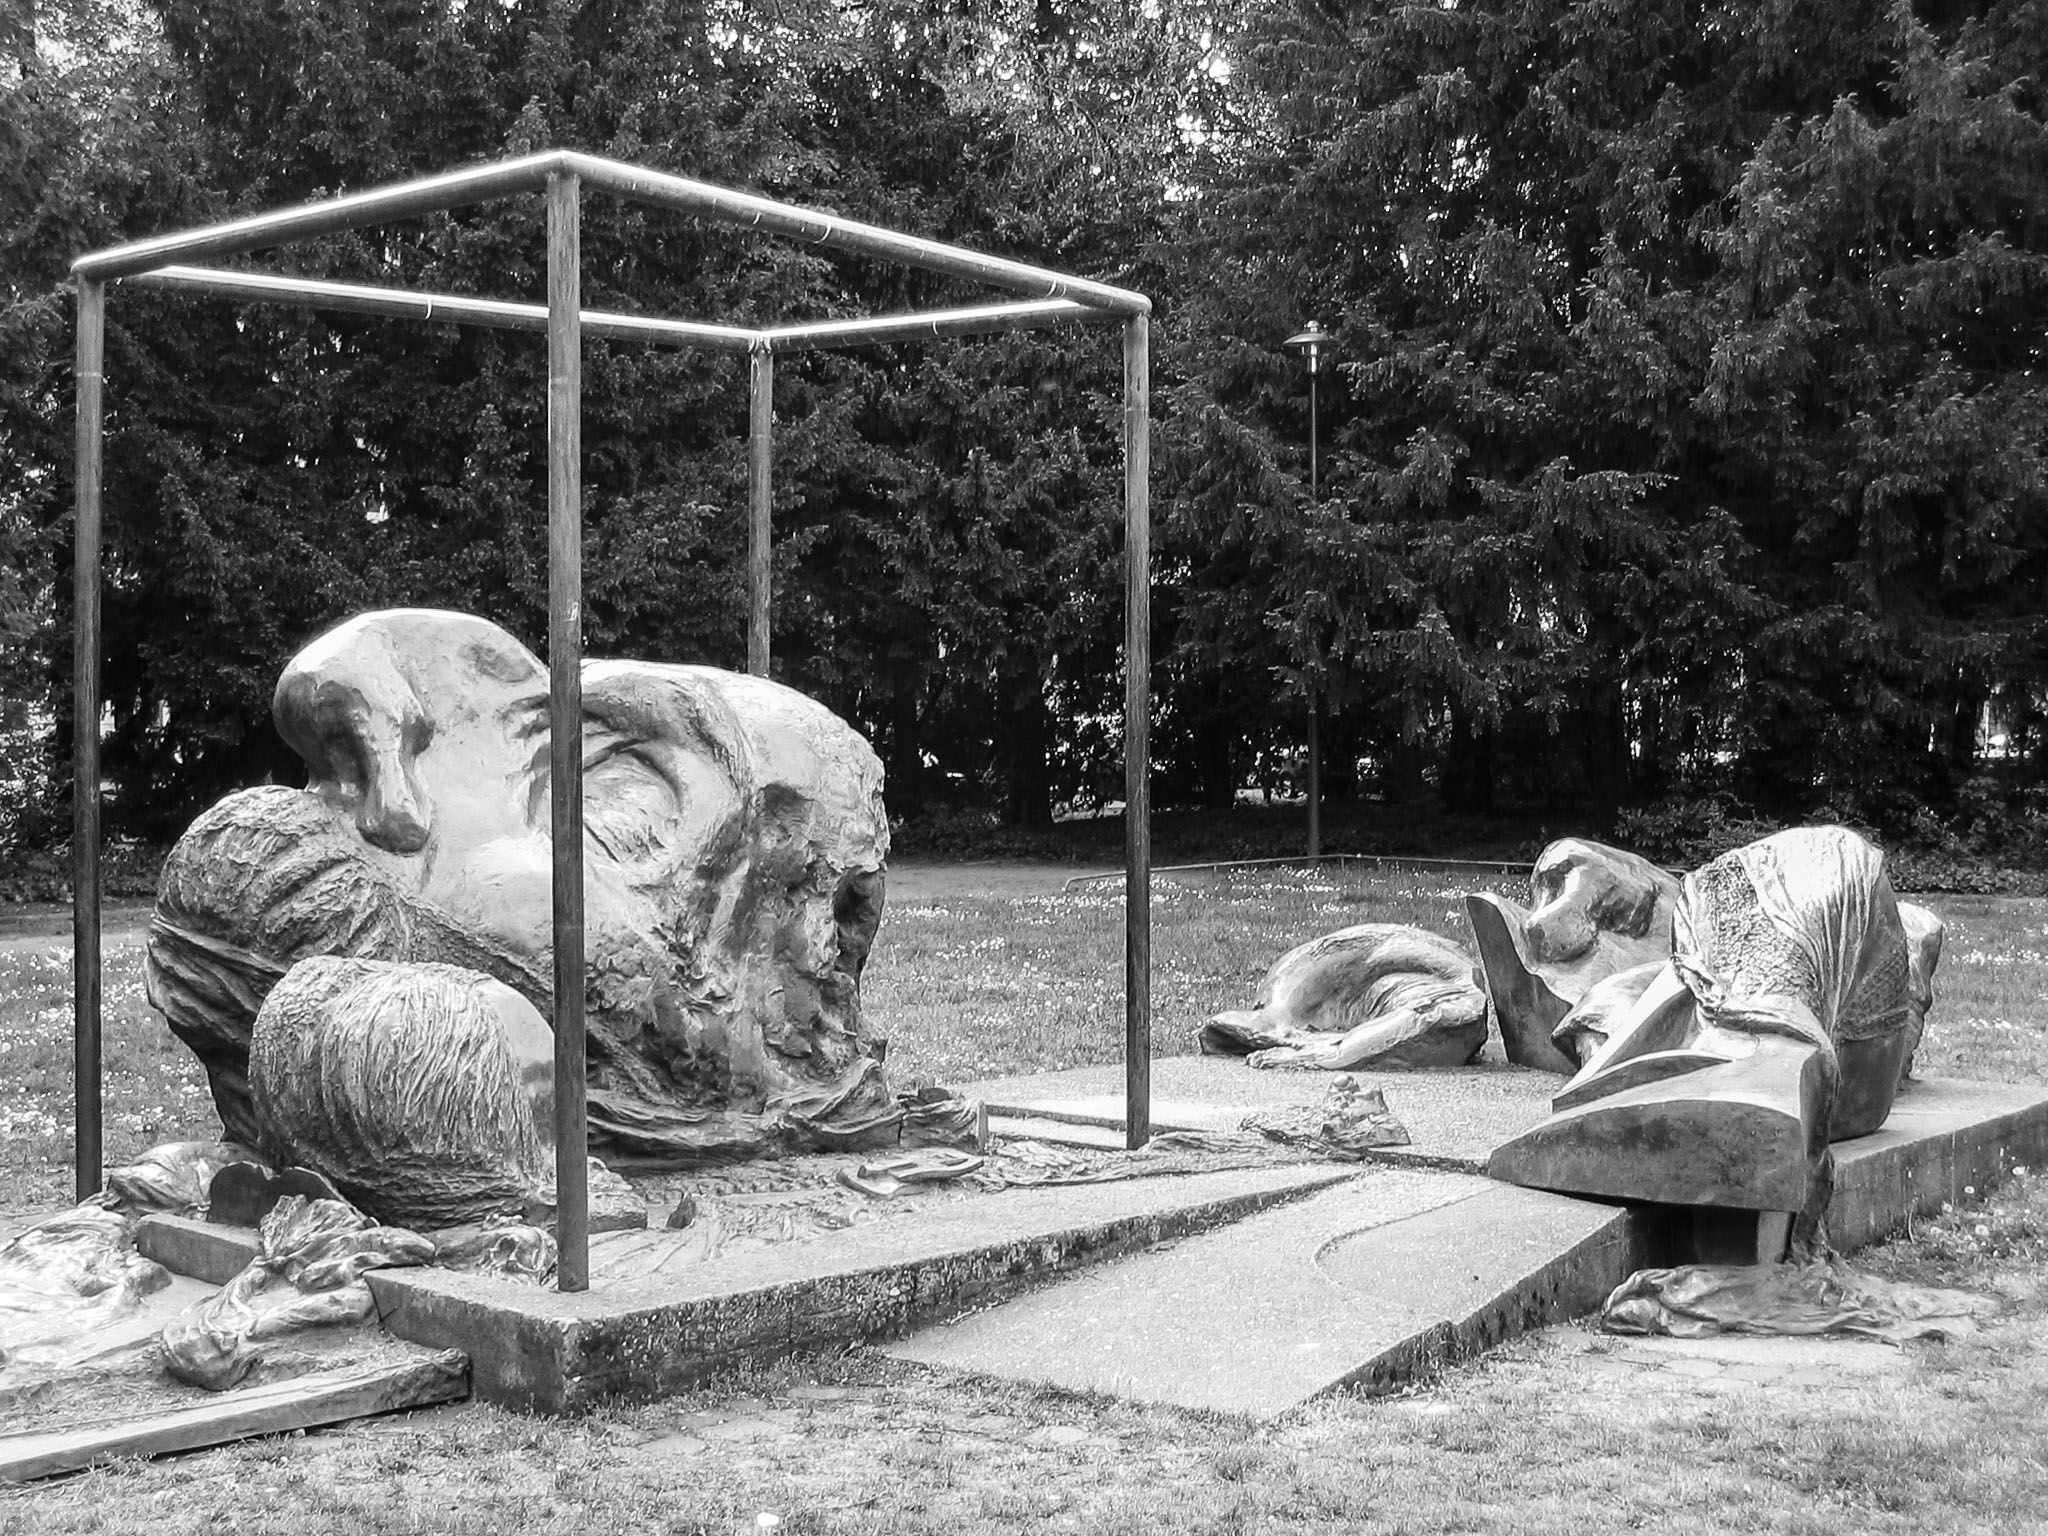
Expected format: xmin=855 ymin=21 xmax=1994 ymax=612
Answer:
xmin=1283 ymin=320 xmax=1330 ymax=860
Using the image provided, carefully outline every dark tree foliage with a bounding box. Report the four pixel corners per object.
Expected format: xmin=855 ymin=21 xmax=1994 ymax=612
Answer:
xmin=1 ymin=0 xmax=216 ymax=837
xmin=3 ymin=0 xmax=2044 ymax=846
xmin=1163 ymin=0 xmax=2048 ymax=830
xmin=4 ymin=0 xmax=1192 ymax=836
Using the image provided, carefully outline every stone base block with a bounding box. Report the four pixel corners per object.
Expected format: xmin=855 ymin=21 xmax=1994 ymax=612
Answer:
xmin=135 ymin=1214 xmax=261 ymax=1285
xmin=361 ymin=1162 xmax=1355 ymax=1412
xmin=1827 ymin=1078 xmax=2048 ymax=1251
xmin=885 ymin=1171 xmax=1645 ymax=1417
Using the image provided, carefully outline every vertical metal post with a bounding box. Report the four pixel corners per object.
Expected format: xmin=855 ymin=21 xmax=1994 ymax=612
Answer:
xmin=545 ymin=173 xmax=590 ymax=1292
xmin=747 ymin=346 xmax=773 ymax=677
xmin=1123 ymin=315 xmax=1152 ymax=1150
xmin=1306 ymin=364 xmax=1321 ymax=861
xmin=73 ymin=279 xmax=105 ymax=1201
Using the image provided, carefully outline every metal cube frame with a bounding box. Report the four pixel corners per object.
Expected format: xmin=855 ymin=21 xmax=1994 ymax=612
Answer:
xmin=69 ymin=149 xmax=1153 ymax=1291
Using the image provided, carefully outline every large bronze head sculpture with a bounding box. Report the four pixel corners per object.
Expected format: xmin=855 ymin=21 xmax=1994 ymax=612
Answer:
xmin=147 ymin=609 xmax=901 ymax=1170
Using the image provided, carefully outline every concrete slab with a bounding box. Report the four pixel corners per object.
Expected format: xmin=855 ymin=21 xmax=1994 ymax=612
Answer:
xmin=121 ymin=1074 xmax=2045 ymax=1421
xmin=360 ymin=1161 xmax=1356 ymax=1411
xmin=135 ymin=1214 xmax=260 ymax=1284
xmin=961 ymin=1056 xmax=1559 ymax=1172
xmin=883 ymin=1169 xmax=1639 ymax=1418
xmin=1829 ymin=1077 xmax=2048 ymax=1250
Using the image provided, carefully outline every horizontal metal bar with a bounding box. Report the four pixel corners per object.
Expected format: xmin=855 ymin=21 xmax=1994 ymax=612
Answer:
xmin=76 ymin=150 xmax=1150 ymax=321
xmin=762 ymin=300 xmax=1098 ymax=352
xmin=125 ymin=269 xmax=1113 ymax=355
xmin=72 ymin=153 xmax=570 ymax=282
xmin=565 ymin=153 xmax=1151 ymax=317
xmin=124 ymin=266 xmax=761 ymax=352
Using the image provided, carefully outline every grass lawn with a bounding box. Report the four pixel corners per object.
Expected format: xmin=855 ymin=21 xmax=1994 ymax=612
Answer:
xmin=867 ymin=866 xmax=1488 ymax=1085
xmin=866 ymin=871 xmax=2048 ymax=1091
xmin=3 ymin=868 xmax=2047 ymax=1533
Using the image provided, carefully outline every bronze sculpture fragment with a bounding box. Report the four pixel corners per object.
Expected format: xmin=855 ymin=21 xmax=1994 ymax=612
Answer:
xmin=249 ymin=957 xmax=557 ymax=1229
xmin=1465 ymin=838 xmax=1681 ymax=1072
xmin=1202 ymin=924 xmax=1490 ymax=1069
xmin=1489 ymin=826 xmax=1939 ymax=1253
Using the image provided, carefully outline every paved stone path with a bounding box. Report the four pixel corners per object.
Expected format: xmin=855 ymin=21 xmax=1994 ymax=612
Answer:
xmin=883 ymin=1166 xmax=1635 ymax=1416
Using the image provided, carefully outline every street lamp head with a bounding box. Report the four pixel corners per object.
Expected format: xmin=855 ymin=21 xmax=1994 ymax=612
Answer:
xmin=1283 ymin=319 xmax=1331 ymax=374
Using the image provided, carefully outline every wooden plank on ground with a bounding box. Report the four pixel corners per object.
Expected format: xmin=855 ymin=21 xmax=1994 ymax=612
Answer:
xmin=0 ymin=1348 xmax=469 ymax=1483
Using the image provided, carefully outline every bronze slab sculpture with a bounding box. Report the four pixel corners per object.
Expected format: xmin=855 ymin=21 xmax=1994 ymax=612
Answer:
xmin=1489 ymin=826 xmax=1938 ymax=1249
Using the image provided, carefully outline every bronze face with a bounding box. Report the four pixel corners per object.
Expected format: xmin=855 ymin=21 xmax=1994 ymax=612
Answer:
xmin=151 ymin=609 xmax=901 ymax=1167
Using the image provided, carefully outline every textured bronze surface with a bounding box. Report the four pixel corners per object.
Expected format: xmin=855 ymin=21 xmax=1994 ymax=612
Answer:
xmin=1490 ymin=827 xmax=1940 ymax=1244
xmin=1205 ymin=924 xmax=1489 ymax=1070
xmin=147 ymin=610 xmax=905 ymax=1193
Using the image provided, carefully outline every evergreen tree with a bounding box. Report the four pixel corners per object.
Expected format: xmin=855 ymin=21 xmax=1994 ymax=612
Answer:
xmin=10 ymin=0 xmax=1188 ymax=834
xmin=1165 ymin=0 xmax=2047 ymax=827
xmin=10 ymin=0 xmax=2043 ymax=843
